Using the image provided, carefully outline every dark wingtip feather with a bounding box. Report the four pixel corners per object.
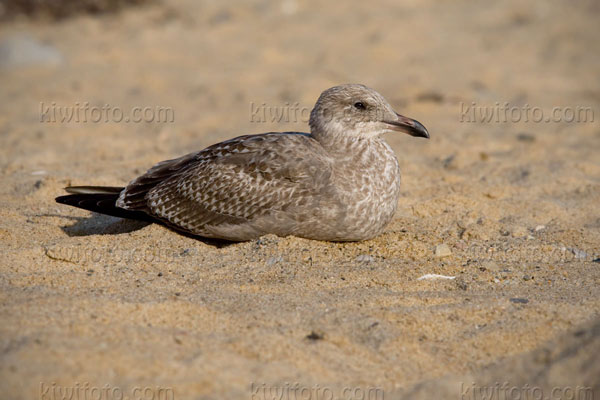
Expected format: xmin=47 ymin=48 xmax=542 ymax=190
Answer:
xmin=55 ymin=192 xmax=154 ymax=222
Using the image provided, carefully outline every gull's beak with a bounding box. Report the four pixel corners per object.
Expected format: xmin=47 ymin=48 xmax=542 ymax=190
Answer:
xmin=384 ymin=112 xmax=430 ymax=139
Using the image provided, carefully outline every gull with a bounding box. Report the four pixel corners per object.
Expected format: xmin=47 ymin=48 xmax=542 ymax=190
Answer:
xmin=56 ymin=84 xmax=429 ymax=241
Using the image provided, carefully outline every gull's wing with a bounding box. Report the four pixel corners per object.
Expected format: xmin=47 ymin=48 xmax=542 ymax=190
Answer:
xmin=117 ymin=133 xmax=332 ymax=237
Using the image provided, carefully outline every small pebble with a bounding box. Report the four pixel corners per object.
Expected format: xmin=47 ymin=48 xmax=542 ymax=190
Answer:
xmin=266 ymin=256 xmax=284 ymax=266
xmin=534 ymin=225 xmax=546 ymax=232
xmin=511 ymin=226 xmax=528 ymax=238
xmin=569 ymin=248 xmax=588 ymax=260
xmin=480 ymin=261 xmax=501 ymax=272
xmin=306 ymin=331 xmax=325 ymax=341
xmin=522 ymin=275 xmax=532 ymax=281
xmin=516 ymin=133 xmax=536 ymax=142
xmin=417 ymin=274 xmax=455 ymax=281
xmin=510 ymin=298 xmax=529 ymax=304
xmin=356 ymin=254 xmax=375 ymax=263
xmin=435 ymin=244 xmax=452 ymax=257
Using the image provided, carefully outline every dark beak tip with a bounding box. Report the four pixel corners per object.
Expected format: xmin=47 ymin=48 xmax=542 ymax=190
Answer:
xmin=418 ymin=128 xmax=430 ymax=140
xmin=412 ymin=120 xmax=430 ymax=139
xmin=385 ymin=114 xmax=430 ymax=139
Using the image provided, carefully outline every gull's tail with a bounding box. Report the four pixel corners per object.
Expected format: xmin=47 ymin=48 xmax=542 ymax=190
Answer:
xmin=55 ymin=186 xmax=153 ymax=221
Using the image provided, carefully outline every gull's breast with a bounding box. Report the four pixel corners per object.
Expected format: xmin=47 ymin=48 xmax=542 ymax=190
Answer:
xmin=329 ymin=139 xmax=401 ymax=240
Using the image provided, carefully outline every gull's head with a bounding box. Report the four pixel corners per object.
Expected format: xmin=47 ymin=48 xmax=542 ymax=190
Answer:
xmin=309 ymin=84 xmax=429 ymax=142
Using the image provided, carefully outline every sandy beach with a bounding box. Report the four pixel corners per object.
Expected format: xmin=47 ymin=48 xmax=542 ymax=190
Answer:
xmin=1 ymin=0 xmax=599 ymax=398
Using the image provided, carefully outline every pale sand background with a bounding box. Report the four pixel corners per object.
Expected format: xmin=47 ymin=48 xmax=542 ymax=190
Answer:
xmin=1 ymin=0 xmax=599 ymax=398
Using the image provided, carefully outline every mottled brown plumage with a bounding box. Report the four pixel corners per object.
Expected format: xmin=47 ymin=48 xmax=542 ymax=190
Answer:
xmin=56 ymin=84 xmax=429 ymax=241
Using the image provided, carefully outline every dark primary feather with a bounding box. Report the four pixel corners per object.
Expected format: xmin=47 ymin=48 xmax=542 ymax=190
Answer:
xmin=56 ymin=190 xmax=154 ymax=221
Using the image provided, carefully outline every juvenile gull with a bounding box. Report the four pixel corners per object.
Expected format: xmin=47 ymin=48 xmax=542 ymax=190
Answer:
xmin=56 ymin=84 xmax=429 ymax=241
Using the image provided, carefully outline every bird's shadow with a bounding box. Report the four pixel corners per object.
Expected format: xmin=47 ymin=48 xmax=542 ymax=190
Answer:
xmin=60 ymin=214 xmax=151 ymax=236
xmin=45 ymin=213 xmax=235 ymax=248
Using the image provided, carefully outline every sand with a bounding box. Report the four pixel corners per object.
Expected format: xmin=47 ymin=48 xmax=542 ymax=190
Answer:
xmin=1 ymin=0 xmax=599 ymax=399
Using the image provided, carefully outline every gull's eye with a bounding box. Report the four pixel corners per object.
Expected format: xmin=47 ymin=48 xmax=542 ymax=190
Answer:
xmin=353 ymin=102 xmax=366 ymax=110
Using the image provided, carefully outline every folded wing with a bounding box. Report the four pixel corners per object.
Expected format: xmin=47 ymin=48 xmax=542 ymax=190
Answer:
xmin=117 ymin=133 xmax=332 ymax=237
